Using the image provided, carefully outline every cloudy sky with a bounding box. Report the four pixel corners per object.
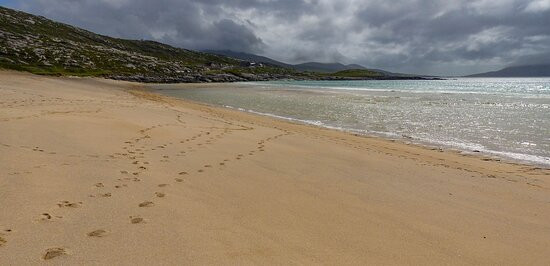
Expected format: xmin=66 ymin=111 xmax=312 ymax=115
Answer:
xmin=3 ymin=0 xmax=550 ymax=75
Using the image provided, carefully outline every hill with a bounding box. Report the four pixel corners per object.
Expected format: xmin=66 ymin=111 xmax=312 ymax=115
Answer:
xmin=205 ymin=50 xmax=424 ymax=78
xmin=467 ymin=64 xmax=550 ymax=77
xmin=328 ymin=69 xmax=383 ymax=78
xmin=203 ymin=50 xmax=293 ymax=68
xmin=0 ymin=6 xmax=300 ymax=82
xmin=292 ymin=62 xmax=365 ymax=73
xmin=206 ymin=50 xmax=370 ymax=73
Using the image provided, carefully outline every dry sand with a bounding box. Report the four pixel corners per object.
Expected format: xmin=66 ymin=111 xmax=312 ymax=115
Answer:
xmin=0 ymin=70 xmax=549 ymax=265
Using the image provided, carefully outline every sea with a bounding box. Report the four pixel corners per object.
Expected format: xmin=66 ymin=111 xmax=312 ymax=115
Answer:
xmin=153 ymin=78 xmax=550 ymax=167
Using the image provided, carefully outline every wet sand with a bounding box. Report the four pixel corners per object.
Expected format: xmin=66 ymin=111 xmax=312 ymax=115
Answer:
xmin=1 ymin=71 xmax=549 ymax=265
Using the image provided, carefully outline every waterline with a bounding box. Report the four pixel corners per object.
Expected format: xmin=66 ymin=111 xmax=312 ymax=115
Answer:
xmin=154 ymin=78 xmax=550 ymax=167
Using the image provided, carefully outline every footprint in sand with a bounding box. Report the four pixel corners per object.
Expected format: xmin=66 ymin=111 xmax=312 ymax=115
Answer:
xmin=41 ymin=213 xmax=52 ymax=220
xmin=0 ymin=234 xmax=6 ymax=247
xmin=43 ymin=247 xmax=67 ymax=260
xmin=57 ymin=201 xmax=81 ymax=208
xmin=87 ymin=229 xmax=107 ymax=238
xmin=138 ymin=201 xmax=154 ymax=207
xmin=158 ymin=184 xmax=168 ymax=187
xmin=94 ymin=183 xmax=104 ymax=188
xmin=130 ymin=216 xmax=145 ymax=224
xmin=175 ymin=178 xmax=184 ymax=183
xmin=178 ymin=171 xmax=188 ymax=175
xmin=155 ymin=192 xmax=166 ymax=198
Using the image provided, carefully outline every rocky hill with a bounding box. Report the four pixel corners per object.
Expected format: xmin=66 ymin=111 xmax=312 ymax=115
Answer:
xmin=206 ymin=50 xmax=368 ymax=73
xmin=0 ymin=6 xmax=302 ymax=82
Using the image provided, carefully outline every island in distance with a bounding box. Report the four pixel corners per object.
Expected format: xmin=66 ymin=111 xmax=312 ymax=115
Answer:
xmin=467 ymin=64 xmax=550 ymax=77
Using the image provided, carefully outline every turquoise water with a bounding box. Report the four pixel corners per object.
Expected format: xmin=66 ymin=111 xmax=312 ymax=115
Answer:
xmin=154 ymin=78 xmax=550 ymax=166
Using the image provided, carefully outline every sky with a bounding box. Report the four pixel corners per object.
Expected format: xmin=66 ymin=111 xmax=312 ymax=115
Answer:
xmin=3 ymin=0 xmax=550 ymax=76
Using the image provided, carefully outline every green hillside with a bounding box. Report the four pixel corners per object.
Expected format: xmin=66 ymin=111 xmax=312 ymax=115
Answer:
xmin=329 ymin=69 xmax=384 ymax=78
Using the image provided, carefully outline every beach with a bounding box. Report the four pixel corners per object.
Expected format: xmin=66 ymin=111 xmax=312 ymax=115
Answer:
xmin=1 ymin=70 xmax=549 ymax=265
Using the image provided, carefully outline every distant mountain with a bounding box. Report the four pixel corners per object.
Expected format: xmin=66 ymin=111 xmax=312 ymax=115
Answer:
xmin=292 ymin=62 xmax=366 ymax=73
xmin=202 ymin=50 xmax=293 ymax=68
xmin=206 ymin=50 xmax=370 ymax=73
xmin=467 ymin=64 xmax=550 ymax=77
xmin=205 ymin=50 xmax=424 ymax=78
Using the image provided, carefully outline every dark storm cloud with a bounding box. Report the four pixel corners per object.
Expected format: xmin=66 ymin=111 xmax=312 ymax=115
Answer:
xmin=7 ymin=0 xmax=550 ymax=75
xmin=14 ymin=0 xmax=277 ymax=52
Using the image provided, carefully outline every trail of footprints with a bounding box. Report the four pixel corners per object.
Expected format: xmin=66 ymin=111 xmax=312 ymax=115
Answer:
xmin=1 ymin=92 xmax=548 ymax=260
xmin=24 ymin=113 xmax=291 ymax=261
xmin=6 ymin=97 xmax=544 ymax=260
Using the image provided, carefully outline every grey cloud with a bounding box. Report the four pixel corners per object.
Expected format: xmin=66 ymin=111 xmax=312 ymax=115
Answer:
xmin=16 ymin=0 xmax=266 ymax=52
xmin=347 ymin=0 xmax=550 ymax=74
xmin=7 ymin=0 xmax=550 ymax=75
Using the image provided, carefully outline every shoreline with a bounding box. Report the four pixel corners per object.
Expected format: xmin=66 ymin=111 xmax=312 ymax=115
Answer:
xmin=211 ymin=103 xmax=550 ymax=168
xmin=1 ymin=71 xmax=549 ymax=264
xmin=148 ymin=82 xmax=550 ymax=169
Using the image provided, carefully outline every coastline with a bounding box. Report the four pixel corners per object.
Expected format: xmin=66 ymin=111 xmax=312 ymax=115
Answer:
xmin=1 ymin=71 xmax=549 ymax=264
xmin=151 ymin=82 xmax=550 ymax=168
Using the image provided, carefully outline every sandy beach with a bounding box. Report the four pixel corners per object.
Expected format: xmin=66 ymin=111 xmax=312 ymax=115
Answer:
xmin=1 ymin=70 xmax=549 ymax=265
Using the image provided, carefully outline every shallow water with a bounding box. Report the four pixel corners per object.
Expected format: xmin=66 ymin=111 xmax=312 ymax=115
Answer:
xmin=154 ymin=78 xmax=550 ymax=166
